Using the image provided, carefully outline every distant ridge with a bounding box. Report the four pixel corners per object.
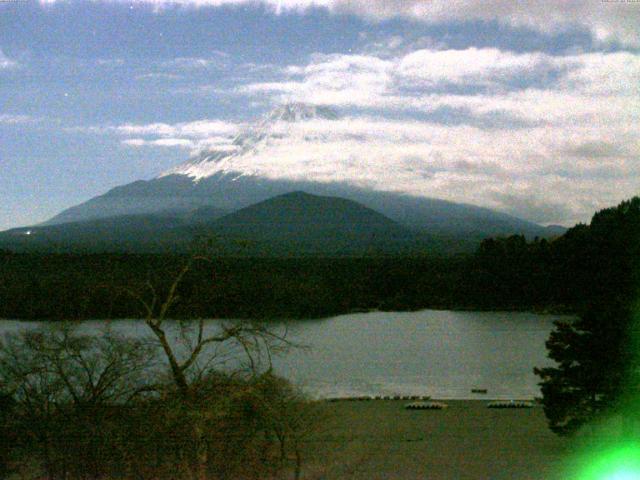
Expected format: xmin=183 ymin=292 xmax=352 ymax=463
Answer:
xmin=0 ymin=192 xmax=426 ymax=255
xmin=31 ymin=103 xmax=561 ymax=251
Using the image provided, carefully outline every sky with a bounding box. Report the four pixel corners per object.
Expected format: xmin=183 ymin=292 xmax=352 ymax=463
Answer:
xmin=1 ymin=0 xmax=639 ymax=230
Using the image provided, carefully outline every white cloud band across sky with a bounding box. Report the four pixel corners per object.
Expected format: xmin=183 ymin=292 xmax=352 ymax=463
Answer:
xmin=108 ymin=44 xmax=639 ymax=225
xmin=50 ymin=0 xmax=640 ymax=47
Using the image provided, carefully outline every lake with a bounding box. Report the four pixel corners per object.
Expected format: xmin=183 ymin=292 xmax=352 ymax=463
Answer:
xmin=0 ymin=310 xmax=570 ymax=400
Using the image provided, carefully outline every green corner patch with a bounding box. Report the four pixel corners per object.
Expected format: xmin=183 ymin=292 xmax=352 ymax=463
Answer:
xmin=574 ymin=442 xmax=640 ymax=480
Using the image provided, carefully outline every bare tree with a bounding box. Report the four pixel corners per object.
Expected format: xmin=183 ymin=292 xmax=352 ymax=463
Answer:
xmin=249 ymin=372 xmax=326 ymax=480
xmin=0 ymin=322 xmax=156 ymax=479
xmin=120 ymin=255 xmax=293 ymax=480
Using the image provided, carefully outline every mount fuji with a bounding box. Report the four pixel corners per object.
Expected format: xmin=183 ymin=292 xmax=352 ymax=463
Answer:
xmin=2 ymin=103 xmax=563 ymax=254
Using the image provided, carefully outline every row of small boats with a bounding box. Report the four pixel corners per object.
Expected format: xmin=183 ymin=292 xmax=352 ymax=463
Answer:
xmin=324 ymin=397 xmax=535 ymax=409
xmin=406 ymin=400 xmax=535 ymax=410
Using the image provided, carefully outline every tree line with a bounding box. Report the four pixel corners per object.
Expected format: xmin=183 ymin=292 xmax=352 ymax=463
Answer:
xmin=0 ymin=225 xmax=626 ymax=321
xmin=0 ymin=234 xmax=598 ymax=322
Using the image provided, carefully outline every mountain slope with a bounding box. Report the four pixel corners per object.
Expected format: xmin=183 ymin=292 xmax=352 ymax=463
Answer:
xmin=0 ymin=192 xmax=429 ymax=256
xmin=38 ymin=102 xmax=562 ymax=250
xmin=46 ymin=173 xmax=557 ymax=244
xmin=0 ymin=214 xmax=193 ymax=253
xmin=191 ymin=191 xmax=423 ymax=255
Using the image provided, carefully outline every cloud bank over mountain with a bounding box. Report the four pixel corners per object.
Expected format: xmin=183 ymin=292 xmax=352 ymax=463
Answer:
xmin=110 ymin=45 xmax=639 ymax=225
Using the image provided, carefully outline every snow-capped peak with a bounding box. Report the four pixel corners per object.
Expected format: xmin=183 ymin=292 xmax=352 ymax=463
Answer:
xmin=159 ymin=103 xmax=339 ymax=181
xmin=265 ymin=103 xmax=338 ymax=122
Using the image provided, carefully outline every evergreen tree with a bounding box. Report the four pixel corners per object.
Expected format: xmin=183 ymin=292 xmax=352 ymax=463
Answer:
xmin=535 ymin=197 xmax=640 ymax=435
xmin=535 ymin=302 xmax=635 ymax=435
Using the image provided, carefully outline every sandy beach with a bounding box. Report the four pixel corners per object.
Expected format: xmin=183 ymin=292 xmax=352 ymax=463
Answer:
xmin=301 ymin=399 xmax=575 ymax=480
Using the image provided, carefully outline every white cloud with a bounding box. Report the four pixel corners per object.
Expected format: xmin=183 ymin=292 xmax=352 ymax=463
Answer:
xmin=159 ymin=54 xmax=228 ymax=70
xmin=114 ymin=119 xmax=240 ymax=138
xmin=162 ymin=139 xmax=195 ymax=148
xmin=96 ymin=58 xmax=125 ymax=66
xmin=106 ymin=0 xmax=335 ymax=11
xmin=238 ymin=48 xmax=640 ymax=127
xmin=396 ymin=48 xmax=556 ymax=86
xmin=52 ymin=0 xmax=640 ymax=47
xmin=236 ymin=52 xmax=396 ymax=111
xmin=335 ymin=0 xmax=640 ymax=47
xmin=0 ymin=49 xmax=17 ymax=69
xmin=135 ymin=72 xmax=183 ymax=81
xmin=0 ymin=114 xmax=36 ymax=124
xmin=122 ymin=137 xmax=194 ymax=148
xmin=77 ymin=43 xmax=639 ymax=225
xmin=191 ymin=45 xmax=639 ymax=225
xmin=154 ymin=111 xmax=638 ymax=225
xmin=121 ymin=138 xmax=147 ymax=146
xmin=114 ymin=119 xmax=243 ymax=152
xmin=76 ymin=117 xmax=241 ymax=151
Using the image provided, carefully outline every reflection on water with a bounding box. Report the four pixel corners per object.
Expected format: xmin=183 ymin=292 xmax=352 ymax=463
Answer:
xmin=0 ymin=310 xmax=571 ymax=399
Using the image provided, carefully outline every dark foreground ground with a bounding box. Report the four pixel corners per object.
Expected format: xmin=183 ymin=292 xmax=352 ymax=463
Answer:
xmin=301 ymin=400 xmax=574 ymax=480
xmin=7 ymin=399 xmax=617 ymax=479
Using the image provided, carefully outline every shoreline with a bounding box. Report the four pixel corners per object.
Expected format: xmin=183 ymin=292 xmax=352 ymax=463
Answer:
xmin=320 ymin=396 xmax=540 ymax=402
xmin=0 ymin=305 xmax=577 ymax=323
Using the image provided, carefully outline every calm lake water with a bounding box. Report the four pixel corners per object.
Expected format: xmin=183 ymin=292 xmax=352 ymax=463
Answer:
xmin=0 ymin=310 xmax=571 ymax=400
